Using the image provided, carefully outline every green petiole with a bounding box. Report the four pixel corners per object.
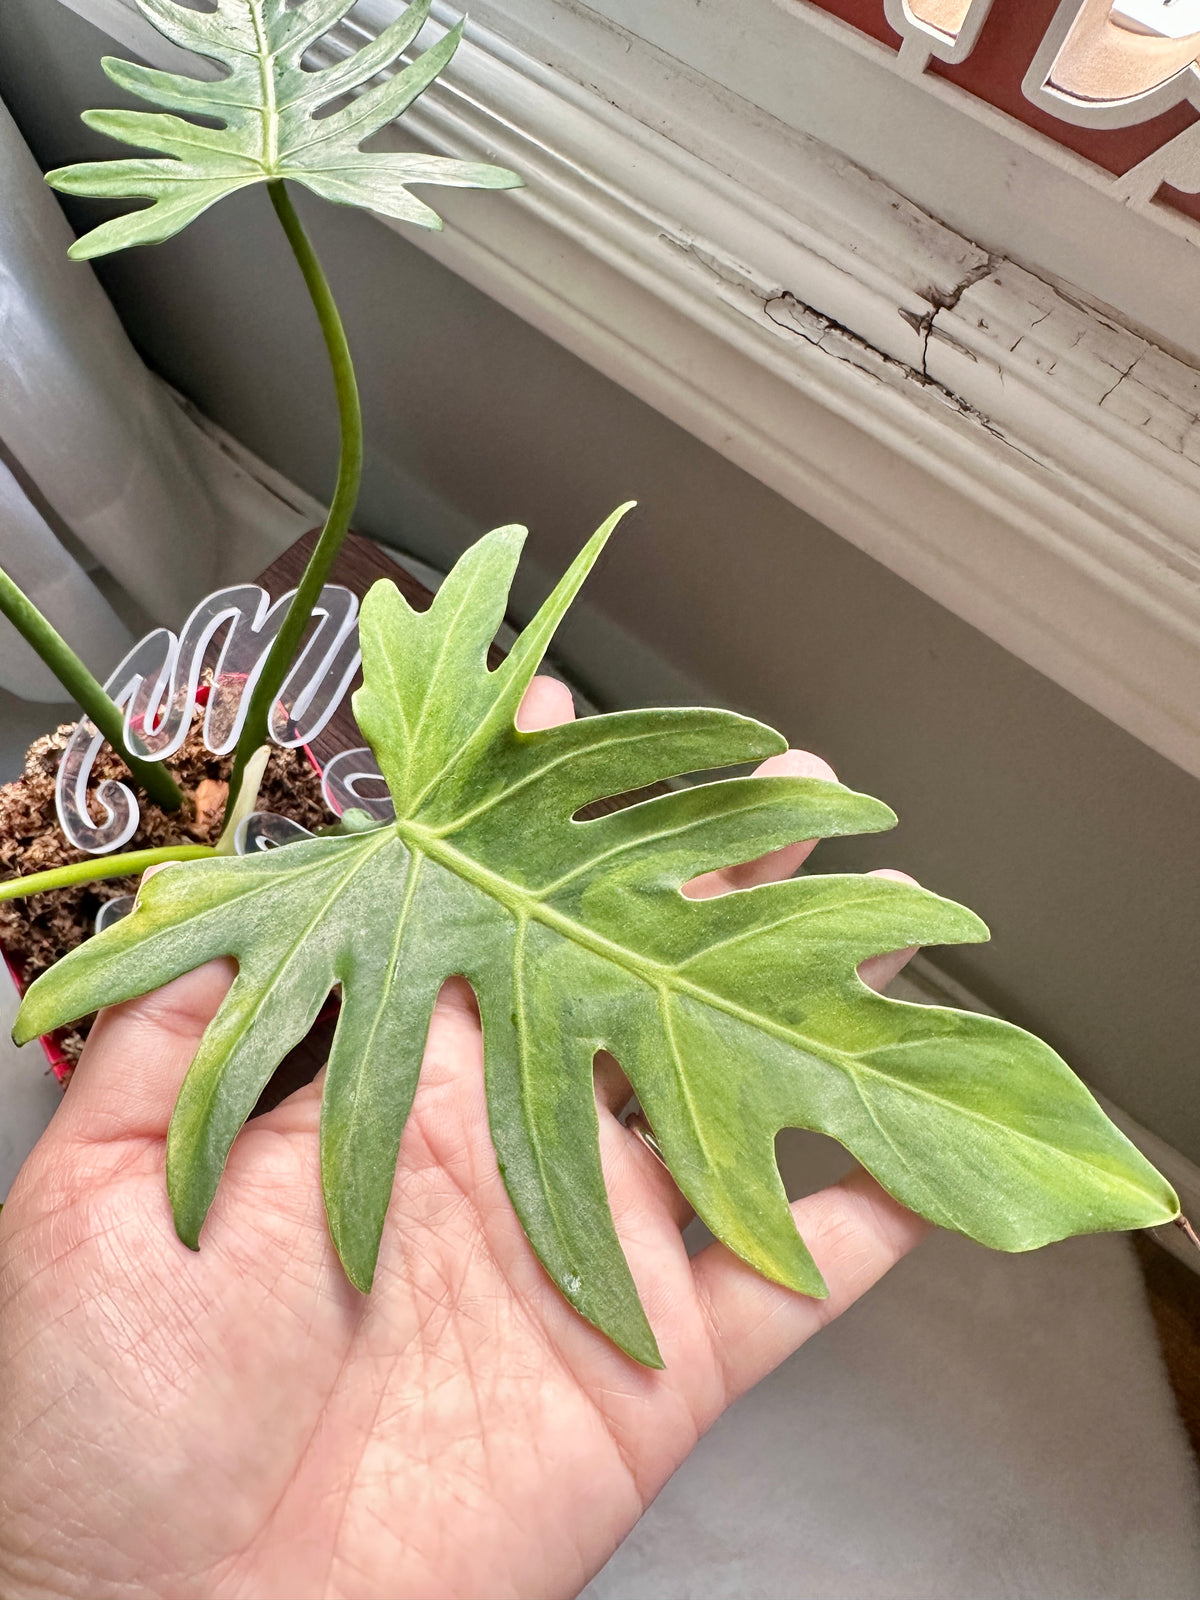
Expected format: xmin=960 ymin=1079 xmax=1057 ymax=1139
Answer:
xmin=0 ymin=845 xmax=215 ymax=904
xmin=223 ymin=180 xmax=364 ymax=824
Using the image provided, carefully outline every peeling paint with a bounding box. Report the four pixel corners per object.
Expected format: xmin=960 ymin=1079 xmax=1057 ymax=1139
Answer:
xmin=761 ymin=271 xmax=1018 ymax=449
xmin=1098 ymin=356 xmax=1143 ymax=409
xmin=661 ymin=217 xmax=1200 ymax=489
xmin=906 ymin=256 xmax=998 ymax=379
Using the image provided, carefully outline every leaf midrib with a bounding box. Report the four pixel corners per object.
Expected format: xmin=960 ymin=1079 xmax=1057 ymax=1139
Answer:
xmin=181 ymin=832 xmax=395 ymax=1134
xmin=400 ymin=816 xmax=886 ymax=1064
xmin=397 ymin=819 xmax=1160 ymax=1203
xmin=248 ymin=0 xmax=279 ymax=170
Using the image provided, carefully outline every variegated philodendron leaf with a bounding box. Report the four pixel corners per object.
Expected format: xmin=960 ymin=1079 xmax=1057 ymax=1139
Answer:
xmin=16 ymin=508 xmax=1177 ymax=1366
xmin=44 ymin=0 xmax=521 ymax=259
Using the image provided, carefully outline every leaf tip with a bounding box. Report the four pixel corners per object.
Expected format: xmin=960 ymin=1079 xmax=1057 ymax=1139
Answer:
xmin=491 ymin=522 xmax=530 ymax=551
xmin=762 ymin=723 xmax=791 ymax=758
xmin=573 ymin=1287 xmax=663 ymax=1368
xmin=1117 ymin=1152 xmax=1179 ymax=1230
xmin=359 ymin=575 xmax=406 ymax=624
xmin=168 ymin=1159 xmax=209 ymax=1255
xmin=632 ymin=1337 xmax=666 ymax=1371
xmin=343 ymin=1258 xmax=375 ymax=1295
xmin=925 ymin=897 xmax=989 ymax=945
xmin=329 ymin=1223 xmax=378 ymax=1294
xmin=581 ymin=500 xmax=638 ymax=565
xmin=173 ymin=1216 xmax=202 ymax=1254
xmin=12 ymin=983 xmax=53 ymax=1047
xmin=774 ymin=1253 xmax=829 ymax=1300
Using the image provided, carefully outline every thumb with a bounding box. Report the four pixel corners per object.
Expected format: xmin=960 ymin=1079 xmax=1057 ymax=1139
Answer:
xmin=55 ymin=959 xmax=236 ymax=1144
xmin=52 ymin=863 xmax=235 ymax=1143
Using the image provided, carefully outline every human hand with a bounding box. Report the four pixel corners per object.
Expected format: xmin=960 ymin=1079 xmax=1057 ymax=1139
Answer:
xmin=0 ymin=677 xmax=928 ymax=1600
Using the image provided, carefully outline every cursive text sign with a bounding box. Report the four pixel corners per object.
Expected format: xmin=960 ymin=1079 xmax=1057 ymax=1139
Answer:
xmin=57 ymin=583 xmax=363 ymax=853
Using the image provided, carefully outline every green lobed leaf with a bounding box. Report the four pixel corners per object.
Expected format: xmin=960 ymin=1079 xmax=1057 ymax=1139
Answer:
xmin=44 ymin=0 xmax=522 ymax=259
xmin=17 ymin=507 xmax=1178 ymax=1366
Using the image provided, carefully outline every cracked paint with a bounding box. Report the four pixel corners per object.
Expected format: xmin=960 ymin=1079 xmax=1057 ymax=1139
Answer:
xmin=660 ymin=208 xmax=1200 ymax=481
xmin=760 ymin=255 xmax=1018 ymax=447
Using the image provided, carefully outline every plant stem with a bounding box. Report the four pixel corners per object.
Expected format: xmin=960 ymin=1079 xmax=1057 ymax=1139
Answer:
xmin=0 ymin=844 xmax=216 ymax=903
xmin=224 ymin=180 xmax=364 ymax=821
xmin=0 ymin=567 xmax=183 ymax=811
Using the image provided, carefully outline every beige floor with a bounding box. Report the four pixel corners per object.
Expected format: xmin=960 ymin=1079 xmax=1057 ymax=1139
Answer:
xmin=584 ymin=1128 xmax=1200 ymax=1600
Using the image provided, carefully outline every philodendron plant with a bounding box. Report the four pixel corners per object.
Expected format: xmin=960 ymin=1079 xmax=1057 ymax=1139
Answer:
xmin=0 ymin=0 xmax=1179 ymax=1367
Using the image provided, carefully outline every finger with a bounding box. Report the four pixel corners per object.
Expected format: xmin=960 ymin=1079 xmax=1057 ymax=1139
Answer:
xmin=857 ymin=868 xmax=920 ymax=993
xmin=591 ymin=1094 xmax=695 ymax=1240
xmin=685 ymin=749 xmax=838 ymax=900
xmin=692 ymin=1166 xmax=930 ymax=1403
xmin=49 ymin=857 xmax=233 ymax=1141
xmin=620 ymin=1109 xmax=694 ymax=1230
xmin=591 ymin=1047 xmax=695 ymax=1232
xmin=594 ymin=1051 xmax=695 ymax=1231
xmin=262 ymin=1062 xmax=327 ymax=1135
xmin=594 ymin=1049 xmax=633 ymax=1116
xmin=56 ymin=957 xmax=236 ymax=1143
xmin=516 ymin=673 xmax=576 ymax=731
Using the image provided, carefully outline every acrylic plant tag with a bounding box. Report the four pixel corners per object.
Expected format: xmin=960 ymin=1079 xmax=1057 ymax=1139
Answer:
xmin=56 ymin=580 xmax=395 ymax=855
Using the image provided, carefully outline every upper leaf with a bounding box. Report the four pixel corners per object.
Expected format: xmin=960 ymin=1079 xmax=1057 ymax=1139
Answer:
xmin=44 ymin=0 xmax=522 ymax=259
xmin=16 ymin=507 xmax=1178 ymax=1366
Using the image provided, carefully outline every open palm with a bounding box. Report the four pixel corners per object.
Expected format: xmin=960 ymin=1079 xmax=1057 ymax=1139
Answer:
xmin=0 ymin=679 xmax=927 ymax=1600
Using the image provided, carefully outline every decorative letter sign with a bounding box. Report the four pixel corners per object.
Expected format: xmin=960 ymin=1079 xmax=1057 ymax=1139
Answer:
xmin=884 ymin=0 xmax=997 ymax=66
xmin=808 ymin=0 xmax=1200 ymax=221
xmin=57 ymin=583 xmax=365 ymax=852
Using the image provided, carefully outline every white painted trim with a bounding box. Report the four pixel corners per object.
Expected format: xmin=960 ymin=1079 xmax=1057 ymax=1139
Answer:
xmin=49 ymin=0 xmax=1200 ymax=780
xmin=521 ymin=1 xmax=1200 ymax=340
